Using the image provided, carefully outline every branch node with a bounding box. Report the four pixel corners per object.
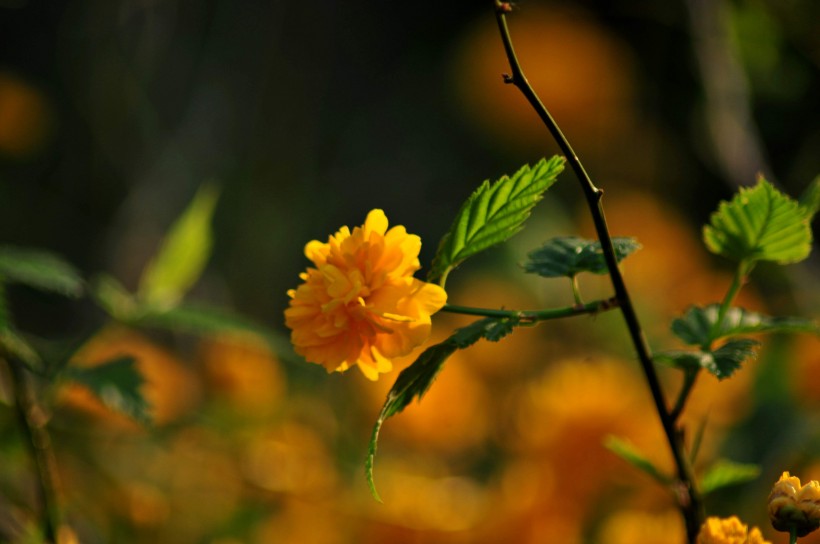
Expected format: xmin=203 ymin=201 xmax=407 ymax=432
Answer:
xmin=502 ymin=73 xmax=514 ymax=84
xmin=496 ymin=1 xmax=514 ymax=14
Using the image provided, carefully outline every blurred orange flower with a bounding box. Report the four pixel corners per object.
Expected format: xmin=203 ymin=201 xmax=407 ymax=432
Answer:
xmin=696 ymin=516 xmax=770 ymax=544
xmin=285 ymin=209 xmax=447 ymax=380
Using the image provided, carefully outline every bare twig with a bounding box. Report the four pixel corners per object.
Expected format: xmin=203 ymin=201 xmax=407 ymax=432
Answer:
xmin=492 ymin=2 xmax=703 ymax=540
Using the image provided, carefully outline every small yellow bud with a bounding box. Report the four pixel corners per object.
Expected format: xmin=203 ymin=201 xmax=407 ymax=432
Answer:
xmin=768 ymin=472 xmax=820 ymax=537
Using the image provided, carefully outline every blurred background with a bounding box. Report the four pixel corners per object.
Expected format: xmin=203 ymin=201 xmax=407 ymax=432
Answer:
xmin=1 ymin=0 xmax=819 ymax=542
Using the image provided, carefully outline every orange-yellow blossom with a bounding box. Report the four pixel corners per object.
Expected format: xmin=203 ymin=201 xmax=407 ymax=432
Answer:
xmin=696 ymin=516 xmax=770 ymax=544
xmin=768 ymin=471 xmax=820 ymax=537
xmin=285 ymin=209 xmax=447 ymax=380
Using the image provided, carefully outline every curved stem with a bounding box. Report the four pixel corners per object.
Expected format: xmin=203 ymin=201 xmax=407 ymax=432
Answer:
xmin=790 ymin=526 xmax=798 ymax=544
xmin=671 ymin=367 xmax=700 ymax=422
xmin=442 ymin=297 xmax=618 ymax=322
xmin=709 ymin=260 xmax=748 ymax=346
xmin=493 ymin=2 xmax=703 ymax=540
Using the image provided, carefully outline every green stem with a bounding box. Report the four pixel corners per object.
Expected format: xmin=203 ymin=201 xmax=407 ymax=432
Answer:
xmin=790 ymin=526 xmax=798 ymax=544
xmin=442 ymin=297 xmax=618 ymax=322
xmin=671 ymin=367 xmax=700 ymax=422
xmin=709 ymin=260 xmax=748 ymax=346
xmin=570 ymin=276 xmax=583 ymax=305
xmin=493 ymin=3 xmax=703 ymax=540
xmin=7 ymin=358 xmax=62 ymax=542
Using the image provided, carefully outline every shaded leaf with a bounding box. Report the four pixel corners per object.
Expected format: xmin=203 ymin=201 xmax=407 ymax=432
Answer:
xmin=91 ymin=274 xmax=138 ymax=322
xmin=656 ymin=339 xmax=758 ymax=380
xmin=604 ymin=435 xmax=673 ymax=486
xmin=64 ymin=356 xmax=150 ymax=423
xmin=0 ymin=328 xmax=43 ymax=373
xmin=703 ymin=176 xmax=812 ymax=265
xmin=671 ymin=304 xmax=819 ymax=347
xmin=0 ymin=246 xmax=83 ymax=297
xmin=798 ymin=175 xmax=820 ymax=219
xmin=523 ymin=236 xmax=641 ymax=278
xmin=700 ymin=459 xmax=761 ymax=495
xmin=367 ymin=316 xmax=520 ymax=500
xmin=138 ymin=184 xmax=220 ymax=309
xmin=428 ymin=157 xmax=564 ymax=283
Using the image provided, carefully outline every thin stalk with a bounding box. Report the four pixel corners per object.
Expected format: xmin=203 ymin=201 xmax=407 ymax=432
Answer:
xmin=709 ymin=260 xmax=748 ymax=345
xmin=570 ymin=276 xmax=583 ymax=305
xmin=671 ymin=367 xmax=700 ymax=422
xmin=8 ymin=358 xmax=62 ymax=543
xmin=493 ymin=2 xmax=703 ymax=539
xmin=790 ymin=526 xmax=798 ymax=544
xmin=442 ymin=297 xmax=618 ymax=322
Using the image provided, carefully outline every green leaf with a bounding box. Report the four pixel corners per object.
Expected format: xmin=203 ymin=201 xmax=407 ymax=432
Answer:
xmin=703 ymin=176 xmax=812 ymax=265
xmin=0 ymin=246 xmax=83 ymax=297
xmin=671 ymin=304 xmax=819 ymax=347
xmin=428 ymin=157 xmax=565 ymax=284
xmin=366 ymin=316 xmax=520 ymax=500
xmin=699 ymin=459 xmax=761 ymax=495
xmin=0 ymin=328 xmax=43 ymax=373
xmin=798 ymin=175 xmax=820 ymax=219
xmin=134 ymin=303 xmax=273 ymax=338
xmin=655 ymin=339 xmax=759 ymax=380
xmin=523 ymin=236 xmax=641 ymax=278
xmin=604 ymin=435 xmax=673 ymax=486
xmin=138 ymin=183 xmax=220 ymax=309
xmin=64 ymin=356 xmax=150 ymax=424
xmin=91 ymin=274 xmax=138 ymax=322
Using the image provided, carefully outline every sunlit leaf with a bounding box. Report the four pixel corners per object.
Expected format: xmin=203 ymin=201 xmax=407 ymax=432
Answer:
xmin=367 ymin=316 xmax=520 ymax=500
xmin=138 ymin=183 xmax=220 ymax=309
xmin=428 ymin=157 xmax=564 ymax=284
xmin=523 ymin=236 xmax=640 ymax=278
xmin=604 ymin=435 xmax=673 ymax=486
xmin=700 ymin=459 xmax=761 ymax=495
xmin=0 ymin=246 xmax=83 ymax=297
xmin=64 ymin=356 xmax=150 ymax=424
xmin=703 ymin=176 xmax=812 ymax=266
xmin=798 ymin=175 xmax=820 ymax=219
xmin=671 ymin=304 xmax=819 ymax=347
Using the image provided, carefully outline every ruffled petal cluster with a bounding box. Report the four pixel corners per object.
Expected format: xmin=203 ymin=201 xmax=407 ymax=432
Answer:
xmin=768 ymin=471 xmax=820 ymax=537
xmin=285 ymin=209 xmax=447 ymax=380
xmin=696 ymin=516 xmax=770 ymax=544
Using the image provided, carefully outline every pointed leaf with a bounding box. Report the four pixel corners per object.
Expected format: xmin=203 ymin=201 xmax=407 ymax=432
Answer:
xmin=0 ymin=246 xmax=83 ymax=297
xmin=367 ymin=316 xmax=520 ymax=500
xmin=700 ymin=459 xmax=761 ymax=495
xmin=671 ymin=304 xmax=819 ymax=347
xmin=798 ymin=175 xmax=820 ymax=219
xmin=428 ymin=157 xmax=565 ymax=283
xmin=138 ymin=183 xmax=220 ymax=309
xmin=604 ymin=435 xmax=673 ymax=486
xmin=64 ymin=356 xmax=150 ymax=423
xmin=523 ymin=236 xmax=641 ymax=278
xmin=703 ymin=176 xmax=812 ymax=265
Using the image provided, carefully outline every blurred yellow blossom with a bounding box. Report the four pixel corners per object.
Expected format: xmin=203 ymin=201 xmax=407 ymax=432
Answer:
xmin=696 ymin=516 xmax=770 ymax=544
xmin=285 ymin=209 xmax=447 ymax=380
xmin=597 ymin=509 xmax=685 ymax=544
xmin=768 ymin=471 xmax=820 ymax=537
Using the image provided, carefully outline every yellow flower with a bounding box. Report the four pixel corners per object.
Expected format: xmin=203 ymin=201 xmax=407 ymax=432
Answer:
xmin=696 ymin=516 xmax=770 ymax=544
xmin=768 ymin=471 xmax=820 ymax=537
xmin=285 ymin=209 xmax=447 ymax=380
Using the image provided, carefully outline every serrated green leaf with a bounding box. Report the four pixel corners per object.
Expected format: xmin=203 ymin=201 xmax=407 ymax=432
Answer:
xmin=700 ymin=459 xmax=761 ymax=495
xmin=671 ymin=304 xmax=819 ymax=347
xmin=703 ymin=176 xmax=812 ymax=265
xmin=604 ymin=435 xmax=673 ymax=486
xmin=428 ymin=157 xmax=565 ymax=284
xmin=138 ymin=183 xmax=220 ymax=309
xmin=654 ymin=338 xmax=758 ymax=380
xmin=798 ymin=175 xmax=820 ymax=219
xmin=367 ymin=316 xmax=521 ymax=500
xmin=64 ymin=356 xmax=150 ymax=423
xmin=523 ymin=236 xmax=641 ymax=278
xmin=0 ymin=246 xmax=83 ymax=297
